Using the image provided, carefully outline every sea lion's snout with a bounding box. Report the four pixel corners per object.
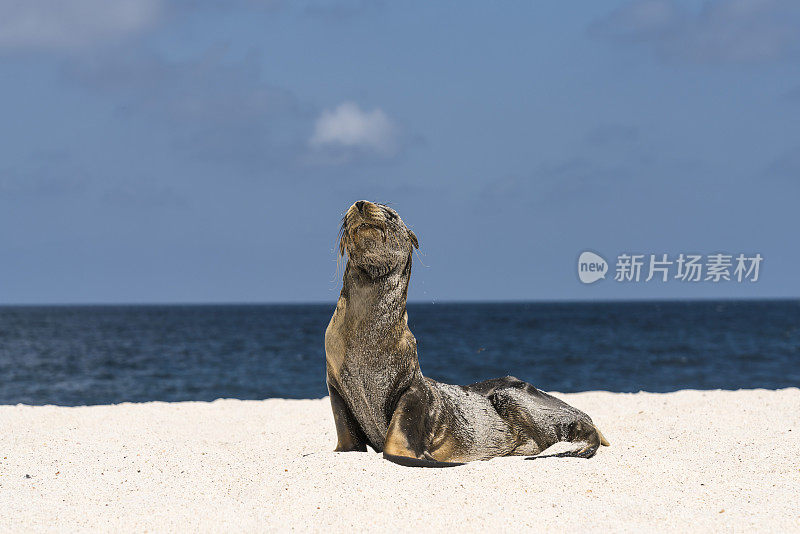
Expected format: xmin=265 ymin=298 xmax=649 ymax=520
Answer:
xmin=344 ymin=200 xmax=387 ymax=245
xmin=338 ymin=200 xmax=419 ymax=277
xmin=347 ymin=200 xmax=386 ymax=227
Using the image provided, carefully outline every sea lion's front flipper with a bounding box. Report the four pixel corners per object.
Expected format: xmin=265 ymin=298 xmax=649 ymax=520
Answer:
xmin=383 ymin=452 xmax=463 ymax=468
xmin=328 ymin=381 xmax=368 ymax=452
xmin=382 ymin=383 xmax=462 ymax=467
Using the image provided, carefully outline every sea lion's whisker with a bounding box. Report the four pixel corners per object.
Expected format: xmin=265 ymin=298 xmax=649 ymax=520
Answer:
xmin=413 ymin=248 xmax=428 ymax=268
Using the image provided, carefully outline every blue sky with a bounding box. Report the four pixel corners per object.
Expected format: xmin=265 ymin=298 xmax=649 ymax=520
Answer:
xmin=1 ymin=0 xmax=799 ymax=304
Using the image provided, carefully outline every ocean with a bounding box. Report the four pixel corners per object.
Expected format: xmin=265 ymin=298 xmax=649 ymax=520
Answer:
xmin=0 ymin=300 xmax=798 ymax=405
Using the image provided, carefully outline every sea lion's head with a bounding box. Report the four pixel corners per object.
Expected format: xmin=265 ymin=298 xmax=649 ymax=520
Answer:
xmin=339 ymin=200 xmax=418 ymax=278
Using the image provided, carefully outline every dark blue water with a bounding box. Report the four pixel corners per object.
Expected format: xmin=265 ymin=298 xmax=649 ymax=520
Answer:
xmin=0 ymin=301 xmax=798 ymax=405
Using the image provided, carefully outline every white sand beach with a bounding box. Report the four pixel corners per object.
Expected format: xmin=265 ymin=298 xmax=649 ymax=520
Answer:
xmin=2 ymin=389 xmax=799 ymax=533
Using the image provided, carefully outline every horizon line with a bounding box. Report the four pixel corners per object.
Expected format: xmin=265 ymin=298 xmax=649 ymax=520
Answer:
xmin=1 ymin=296 xmax=798 ymax=307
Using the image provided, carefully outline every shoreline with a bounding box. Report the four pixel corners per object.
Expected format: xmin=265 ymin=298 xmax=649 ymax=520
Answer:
xmin=2 ymin=388 xmax=799 ymax=532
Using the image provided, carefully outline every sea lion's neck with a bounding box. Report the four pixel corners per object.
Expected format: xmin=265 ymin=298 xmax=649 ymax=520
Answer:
xmin=327 ymin=255 xmax=418 ymax=451
xmin=340 ymin=259 xmax=411 ymax=337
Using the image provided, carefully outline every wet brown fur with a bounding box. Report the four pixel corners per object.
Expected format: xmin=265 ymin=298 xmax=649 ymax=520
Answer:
xmin=325 ymin=200 xmax=608 ymax=467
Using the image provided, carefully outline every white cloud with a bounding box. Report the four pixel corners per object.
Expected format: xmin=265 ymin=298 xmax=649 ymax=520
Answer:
xmin=309 ymin=102 xmax=397 ymax=156
xmin=0 ymin=0 xmax=161 ymax=49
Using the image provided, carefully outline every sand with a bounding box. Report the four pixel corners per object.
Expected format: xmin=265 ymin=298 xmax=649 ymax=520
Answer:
xmin=2 ymin=389 xmax=799 ymax=532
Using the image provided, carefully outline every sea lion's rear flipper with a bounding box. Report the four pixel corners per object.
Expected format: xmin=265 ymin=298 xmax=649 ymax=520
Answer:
xmin=478 ymin=376 xmax=608 ymax=458
xmin=530 ymin=421 xmax=607 ymax=458
xmin=596 ymin=427 xmax=610 ymax=447
xmin=525 ymin=435 xmax=600 ymax=460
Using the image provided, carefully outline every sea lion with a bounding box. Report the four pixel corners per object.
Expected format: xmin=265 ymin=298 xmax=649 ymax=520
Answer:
xmin=325 ymin=200 xmax=609 ymax=467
